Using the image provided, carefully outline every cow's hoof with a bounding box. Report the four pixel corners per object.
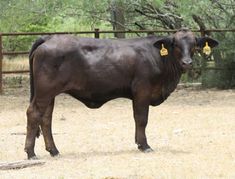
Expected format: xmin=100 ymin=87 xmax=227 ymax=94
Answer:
xmin=51 ymin=152 xmax=60 ymax=157
xmin=137 ymin=144 xmax=153 ymax=153
xmin=26 ymin=151 xmax=37 ymax=160
xmin=29 ymin=155 xmax=39 ymax=160
xmin=143 ymin=148 xmax=154 ymax=153
xmin=49 ymin=149 xmax=60 ymax=157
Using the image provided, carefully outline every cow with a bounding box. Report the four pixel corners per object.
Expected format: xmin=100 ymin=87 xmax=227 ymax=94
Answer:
xmin=25 ymin=28 xmax=218 ymax=159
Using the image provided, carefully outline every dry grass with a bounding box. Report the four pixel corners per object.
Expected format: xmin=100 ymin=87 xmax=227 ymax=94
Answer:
xmin=2 ymin=57 xmax=29 ymax=89
xmin=0 ymin=88 xmax=235 ymax=178
xmin=2 ymin=57 xmax=28 ymax=71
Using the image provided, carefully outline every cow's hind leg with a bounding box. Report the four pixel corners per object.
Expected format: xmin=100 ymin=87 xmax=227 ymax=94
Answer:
xmin=40 ymin=98 xmax=59 ymax=157
xmin=25 ymin=100 xmax=48 ymax=159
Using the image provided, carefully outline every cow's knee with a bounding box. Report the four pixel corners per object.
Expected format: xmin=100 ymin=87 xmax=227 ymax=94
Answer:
xmin=27 ymin=106 xmax=38 ymax=125
xmin=27 ymin=103 xmax=46 ymax=124
xmin=136 ymin=119 xmax=147 ymax=127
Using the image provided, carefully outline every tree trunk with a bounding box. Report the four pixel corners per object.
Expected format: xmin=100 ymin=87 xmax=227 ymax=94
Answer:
xmin=110 ymin=0 xmax=125 ymax=38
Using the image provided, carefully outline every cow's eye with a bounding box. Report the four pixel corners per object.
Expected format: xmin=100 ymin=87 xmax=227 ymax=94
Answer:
xmin=174 ymin=43 xmax=179 ymax=48
xmin=174 ymin=46 xmax=182 ymax=53
xmin=173 ymin=46 xmax=182 ymax=59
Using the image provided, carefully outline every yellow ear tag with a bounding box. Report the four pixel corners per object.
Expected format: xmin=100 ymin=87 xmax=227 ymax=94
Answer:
xmin=160 ymin=44 xmax=168 ymax=56
xmin=203 ymin=42 xmax=211 ymax=55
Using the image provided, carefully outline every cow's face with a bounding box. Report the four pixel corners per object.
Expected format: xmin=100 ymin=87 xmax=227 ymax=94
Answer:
xmin=154 ymin=29 xmax=219 ymax=71
xmin=172 ymin=30 xmax=196 ymax=70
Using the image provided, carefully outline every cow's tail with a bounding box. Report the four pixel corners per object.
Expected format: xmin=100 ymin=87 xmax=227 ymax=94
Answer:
xmin=29 ymin=36 xmax=50 ymax=102
xmin=29 ymin=36 xmax=50 ymax=138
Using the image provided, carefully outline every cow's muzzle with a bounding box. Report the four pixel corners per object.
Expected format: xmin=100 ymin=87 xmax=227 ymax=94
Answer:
xmin=181 ymin=58 xmax=192 ymax=70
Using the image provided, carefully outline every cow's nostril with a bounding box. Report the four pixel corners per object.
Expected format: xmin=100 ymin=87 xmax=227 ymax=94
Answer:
xmin=181 ymin=59 xmax=193 ymax=70
xmin=183 ymin=61 xmax=192 ymax=65
xmin=182 ymin=59 xmax=192 ymax=66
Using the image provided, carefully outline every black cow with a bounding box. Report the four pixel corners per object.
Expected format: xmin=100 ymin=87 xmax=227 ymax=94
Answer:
xmin=25 ymin=28 xmax=218 ymax=159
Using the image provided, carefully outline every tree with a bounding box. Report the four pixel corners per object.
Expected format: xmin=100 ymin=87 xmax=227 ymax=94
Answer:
xmin=110 ymin=0 xmax=126 ymax=38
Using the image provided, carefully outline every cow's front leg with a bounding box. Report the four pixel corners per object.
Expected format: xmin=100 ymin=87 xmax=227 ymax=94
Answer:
xmin=132 ymin=90 xmax=153 ymax=153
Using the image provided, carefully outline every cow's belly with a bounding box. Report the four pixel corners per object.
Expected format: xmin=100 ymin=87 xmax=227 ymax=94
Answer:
xmin=66 ymin=88 xmax=132 ymax=109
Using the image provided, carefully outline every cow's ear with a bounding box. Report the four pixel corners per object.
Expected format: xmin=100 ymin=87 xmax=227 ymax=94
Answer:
xmin=154 ymin=37 xmax=173 ymax=56
xmin=196 ymin=37 xmax=219 ymax=49
xmin=153 ymin=37 xmax=173 ymax=49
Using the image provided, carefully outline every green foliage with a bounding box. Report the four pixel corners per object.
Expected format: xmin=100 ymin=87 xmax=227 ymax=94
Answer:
xmin=201 ymin=31 xmax=235 ymax=89
xmin=0 ymin=0 xmax=234 ymax=88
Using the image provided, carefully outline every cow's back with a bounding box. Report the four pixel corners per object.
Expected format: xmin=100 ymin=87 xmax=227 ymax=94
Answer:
xmin=32 ymin=35 xmax=153 ymax=104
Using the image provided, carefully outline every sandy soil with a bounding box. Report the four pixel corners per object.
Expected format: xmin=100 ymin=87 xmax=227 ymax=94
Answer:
xmin=0 ymin=86 xmax=235 ymax=178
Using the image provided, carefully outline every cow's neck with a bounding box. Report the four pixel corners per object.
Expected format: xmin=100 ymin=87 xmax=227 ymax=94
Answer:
xmin=161 ymin=56 xmax=183 ymax=100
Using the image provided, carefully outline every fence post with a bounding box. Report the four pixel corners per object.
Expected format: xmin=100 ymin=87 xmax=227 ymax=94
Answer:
xmin=200 ymin=28 xmax=206 ymax=37
xmin=94 ymin=28 xmax=100 ymax=39
xmin=0 ymin=33 xmax=3 ymax=94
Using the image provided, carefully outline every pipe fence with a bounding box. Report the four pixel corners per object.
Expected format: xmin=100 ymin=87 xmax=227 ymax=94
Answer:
xmin=0 ymin=28 xmax=235 ymax=93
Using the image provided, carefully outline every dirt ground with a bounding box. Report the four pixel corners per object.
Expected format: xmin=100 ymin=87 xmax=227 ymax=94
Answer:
xmin=0 ymin=86 xmax=235 ymax=179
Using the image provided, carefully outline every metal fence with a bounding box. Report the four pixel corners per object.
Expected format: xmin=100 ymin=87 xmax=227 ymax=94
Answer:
xmin=0 ymin=28 xmax=235 ymax=93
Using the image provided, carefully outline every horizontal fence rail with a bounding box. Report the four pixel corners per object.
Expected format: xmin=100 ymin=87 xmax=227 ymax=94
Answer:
xmin=1 ymin=29 xmax=235 ymax=36
xmin=0 ymin=28 xmax=235 ymax=93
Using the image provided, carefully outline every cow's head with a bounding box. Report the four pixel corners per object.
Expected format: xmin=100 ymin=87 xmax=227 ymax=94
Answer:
xmin=154 ymin=28 xmax=219 ymax=71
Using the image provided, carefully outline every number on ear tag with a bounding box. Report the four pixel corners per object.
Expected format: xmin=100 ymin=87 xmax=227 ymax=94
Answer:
xmin=160 ymin=44 xmax=168 ymax=56
xmin=203 ymin=42 xmax=211 ymax=55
